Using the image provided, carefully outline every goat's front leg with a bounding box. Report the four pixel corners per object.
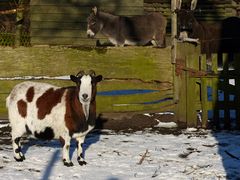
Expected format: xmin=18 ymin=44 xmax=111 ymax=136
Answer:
xmin=62 ymin=135 xmax=73 ymax=167
xmin=76 ymin=136 xmax=87 ymax=166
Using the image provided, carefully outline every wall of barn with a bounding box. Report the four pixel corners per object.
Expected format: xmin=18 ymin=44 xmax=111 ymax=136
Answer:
xmin=27 ymin=0 xmax=240 ymax=46
xmin=1 ymin=0 xmax=240 ymax=46
xmin=30 ymin=0 xmax=144 ymax=46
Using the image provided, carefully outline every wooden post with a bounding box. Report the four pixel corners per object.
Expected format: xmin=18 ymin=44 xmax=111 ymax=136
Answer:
xmin=171 ymin=0 xmax=177 ymax=64
xmin=171 ymin=0 xmax=181 ymax=125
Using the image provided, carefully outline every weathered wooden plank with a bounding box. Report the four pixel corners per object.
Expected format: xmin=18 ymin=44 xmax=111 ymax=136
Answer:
xmin=201 ymin=78 xmax=208 ymax=128
xmin=0 ymin=79 xmax=173 ymax=117
xmin=0 ymin=46 xmax=173 ymax=118
xmin=185 ymin=47 xmax=201 ymax=127
xmin=0 ymin=46 xmax=172 ymax=81
xmin=186 ymin=77 xmax=198 ymax=127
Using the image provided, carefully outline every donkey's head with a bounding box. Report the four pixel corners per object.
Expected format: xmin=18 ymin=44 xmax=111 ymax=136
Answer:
xmin=70 ymin=70 xmax=103 ymax=105
xmin=175 ymin=0 xmax=198 ymax=40
xmin=87 ymin=7 xmax=103 ymax=38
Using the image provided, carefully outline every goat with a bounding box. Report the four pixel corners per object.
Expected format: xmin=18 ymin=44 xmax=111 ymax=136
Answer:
xmin=87 ymin=7 xmax=167 ymax=47
xmin=6 ymin=70 xmax=103 ymax=167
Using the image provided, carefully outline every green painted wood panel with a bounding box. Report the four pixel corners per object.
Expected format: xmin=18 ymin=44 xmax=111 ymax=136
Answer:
xmin=0 ymin=46 xmax=173 ymax=118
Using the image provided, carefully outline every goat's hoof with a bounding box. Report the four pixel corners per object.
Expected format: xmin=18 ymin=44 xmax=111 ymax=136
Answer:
xmin=78 ymin=160 xmax=87 ymax=166
xmin=63 ymin=159 xmax=74 ymax=167
xmin=14 ymin=155 xmax=25 ymax=162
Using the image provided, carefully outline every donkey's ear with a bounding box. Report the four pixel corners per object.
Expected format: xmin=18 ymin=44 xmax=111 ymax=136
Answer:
xmin=96 ymin=75 xmax=103 ymax=83
xmin=92 ymin=6 xmax=98 ymax=15
xmin=190 ymin=0 xmax=198 ymax=10
xmin=70 ymin=75 xmax=79 ymax=83
xmin=176 ymin=0 xmax=182 ymax=10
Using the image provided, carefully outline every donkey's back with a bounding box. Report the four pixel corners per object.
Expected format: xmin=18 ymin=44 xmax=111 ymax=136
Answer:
xmin=119 ymin=13 xmax=167 ymax=47
xmin=87 ymin=7 xmax=167 ymax=47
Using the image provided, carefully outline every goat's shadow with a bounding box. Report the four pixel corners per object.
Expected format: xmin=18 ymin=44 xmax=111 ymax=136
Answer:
xmin=210 ymin=52 xmax=240 ymax=179
xmin=22 ymin=130 xmax=101 ymax=158
xmin=21 ymin=129 xmax=102 ymax=180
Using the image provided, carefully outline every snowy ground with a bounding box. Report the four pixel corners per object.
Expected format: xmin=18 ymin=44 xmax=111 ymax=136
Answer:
xmin=1 ymin=120 xmax=240 ymax=180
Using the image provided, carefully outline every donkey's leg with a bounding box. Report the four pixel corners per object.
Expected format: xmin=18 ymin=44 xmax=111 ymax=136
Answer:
xmin=154 ymin=31 xmax=166 ymax=48
xmin=11 ymin=124 xmax=26 ymax=161
xmin=76 ymin=136 xmax=87 ymax=166
xmin=62 ymin=135 xmax=73 ymax=167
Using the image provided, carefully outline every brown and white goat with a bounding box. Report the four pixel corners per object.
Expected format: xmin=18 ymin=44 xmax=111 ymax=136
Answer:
xmin=6 ymin=70 xmax=103 ymax=166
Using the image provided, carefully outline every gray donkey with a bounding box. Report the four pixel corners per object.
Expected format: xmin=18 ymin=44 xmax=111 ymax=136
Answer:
xmin=87 ymin=7 xmax=167 ymax=47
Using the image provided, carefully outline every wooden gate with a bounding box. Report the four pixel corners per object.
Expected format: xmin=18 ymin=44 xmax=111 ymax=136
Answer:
xmin=174 ymin=42 xmax=240 ymax=129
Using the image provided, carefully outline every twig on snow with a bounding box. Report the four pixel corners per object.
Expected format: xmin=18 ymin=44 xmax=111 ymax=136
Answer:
xmin=137 ymin=149 xmax=149 ymax=165
xmin=151 ymin=165 xmax=161 ymax=178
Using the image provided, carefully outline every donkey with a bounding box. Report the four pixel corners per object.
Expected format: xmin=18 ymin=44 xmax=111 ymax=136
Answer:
xmin=87 ymin=7 xmax=167 ymax=47
xmin=176 ymin=0 xmax=240 ymax=54
xmin=175 ymin=0 xmax=240 ymax=71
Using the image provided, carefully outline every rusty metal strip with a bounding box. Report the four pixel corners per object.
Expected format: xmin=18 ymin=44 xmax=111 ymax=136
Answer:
xmin=175 ymin=62 xmax=208 ymax=77
xmin=0 ymin=8 xmax=24 ymax=15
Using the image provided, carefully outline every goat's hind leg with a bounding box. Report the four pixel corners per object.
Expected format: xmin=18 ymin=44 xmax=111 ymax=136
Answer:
xmin=11 ymin=125 xmax=26 ymax=161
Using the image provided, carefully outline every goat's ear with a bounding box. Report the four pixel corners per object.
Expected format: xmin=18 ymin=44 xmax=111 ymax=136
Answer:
xmin=96 ymin=75 xmax=103 ymax=83
xmin=70 ymin=75 xmax=79 ymax=83
xmin=92 ymin=6 xmax=98 ymax=15
xmin=190 ymin=0 xmax=198 ymax=10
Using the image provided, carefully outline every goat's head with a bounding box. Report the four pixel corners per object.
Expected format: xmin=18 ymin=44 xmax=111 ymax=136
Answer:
xmin=70 ymin=70 xmax=103 ymax=104
xmin=87 ymin=7 xmax=102 ymax=38
xmin=175 ymin=0 xmax=198 ymax=40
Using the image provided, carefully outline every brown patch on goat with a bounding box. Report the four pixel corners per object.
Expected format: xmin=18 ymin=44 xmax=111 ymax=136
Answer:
xmin=26 ymin=86 xmax=34 ymax=102
xmin=64 ymin=88 xmax=89 ymax=136
xmin=17 ymin=99 xmax=27 ymax=118
xmin=59 ymin=136 xmax=65 ymax=147
xmin=36 ymin=88 xmax=65 ymax=120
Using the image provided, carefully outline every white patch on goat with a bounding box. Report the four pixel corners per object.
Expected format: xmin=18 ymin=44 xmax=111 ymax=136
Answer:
xmin=7 ymin=82 xmax=67 ymax=140
xmin=79 ymin=75 xmax=92 ymax=120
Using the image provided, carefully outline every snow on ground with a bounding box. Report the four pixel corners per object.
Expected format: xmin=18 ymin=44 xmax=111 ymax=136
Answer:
xmin=1 ymin=121 xmax=240 ymax=180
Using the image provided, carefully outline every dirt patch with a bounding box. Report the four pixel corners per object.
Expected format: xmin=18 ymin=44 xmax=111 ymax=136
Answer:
xmin=95 ymin=112 xmax=181 ymax=134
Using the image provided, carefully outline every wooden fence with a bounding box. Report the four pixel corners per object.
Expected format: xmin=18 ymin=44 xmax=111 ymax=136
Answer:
xmin=0 ymin=46 xmax=173 ymax=119
xmin=175 ymin=43 xmax=240 ymax=129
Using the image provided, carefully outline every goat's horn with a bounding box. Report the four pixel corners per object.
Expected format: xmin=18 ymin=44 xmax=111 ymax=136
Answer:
xmin=89 ymin=70 xmax=96 ymax=76
xmin=76 ymin=70 xmax=85 ymax=77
